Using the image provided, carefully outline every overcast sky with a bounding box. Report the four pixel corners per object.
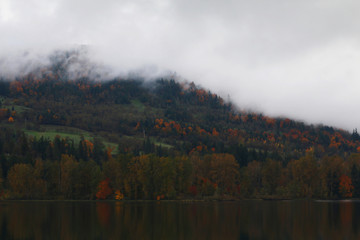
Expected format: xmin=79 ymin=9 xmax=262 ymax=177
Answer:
xmin=0 ymin=0 xmax=360 ymax=131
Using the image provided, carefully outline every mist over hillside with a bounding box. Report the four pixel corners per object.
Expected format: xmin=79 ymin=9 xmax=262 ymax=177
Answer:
xmin=1 ymin=49 xmax=360 ymax=200
xmin=2 ymin=0 xmax=360 ymax=132
xmin=0 ymin=49 xmax=358 ymax=155
xmin=0 ymin=48 xmax=356 ymax=133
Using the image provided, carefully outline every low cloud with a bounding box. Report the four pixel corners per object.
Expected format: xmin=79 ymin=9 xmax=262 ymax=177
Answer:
xmin=1 ymin=0 xmax=360 ymax=131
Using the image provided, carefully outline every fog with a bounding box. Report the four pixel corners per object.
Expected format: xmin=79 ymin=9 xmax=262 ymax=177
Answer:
xmin=1 ymin=0 xmax=360 ymax=131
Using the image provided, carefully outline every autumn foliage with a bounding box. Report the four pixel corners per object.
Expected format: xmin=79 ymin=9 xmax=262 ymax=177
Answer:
xmin=1 ymin=55 xmax=360 ymax=201
xmin=339 ymin=175 xmax=354 ymax=198
xmin=96 ymin=178 xmax=112 ymax=200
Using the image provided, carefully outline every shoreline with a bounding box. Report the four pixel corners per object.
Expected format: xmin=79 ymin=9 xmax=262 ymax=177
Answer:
xmin=0 ymin=197 xmax=356 ymax=202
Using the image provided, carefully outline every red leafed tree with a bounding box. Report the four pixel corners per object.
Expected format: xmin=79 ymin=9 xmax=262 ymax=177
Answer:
xmin=188 ymin=185 xmax=198 ymax=197
xmin=339 ymin=175 xmax=354 ymax=198
xmin=96 ymin=178 xmax=112 ymax=200
xmin=212 ymin=128 xmax=219 ymax=137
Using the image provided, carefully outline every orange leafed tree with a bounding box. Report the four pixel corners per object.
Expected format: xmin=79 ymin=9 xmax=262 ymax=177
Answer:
xmin=134 ymin=121 xmax=140 ymax=130
xmin=264 ymin=117 xmax=276 ymax=127
xmin=212 ymin=128 xmax=219 ymax=137
xmin=114 ymin=190 xmax=124 ymax=200
xmin=96 ymin=178 xmax=113 ymax=200
xmin=82 ymin=139 xmax=94 ymax=157
xmin=209 ymin=153 xmax=239 ymax=194
xmin=106 ymin=146 xmax=115 ymax=160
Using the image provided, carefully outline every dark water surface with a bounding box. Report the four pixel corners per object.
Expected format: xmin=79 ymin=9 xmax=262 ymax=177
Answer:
xmin=0 ymin=200 xmax=359 ymax=239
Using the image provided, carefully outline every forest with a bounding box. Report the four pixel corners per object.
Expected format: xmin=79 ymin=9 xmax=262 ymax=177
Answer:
xmin=0 ymin=51 xmax=360 ymax=200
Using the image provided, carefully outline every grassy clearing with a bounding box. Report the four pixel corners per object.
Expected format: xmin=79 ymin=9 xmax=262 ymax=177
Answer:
xmin=119 ymin=135 xmax=173 ymax=149
xmin=131 ymin=99 xmax=145 ymax=112
xmin=24 ymin=130 xmax=92 ymax=143
xmin=40 ymin=125 xmax=93 ymax=138
xmin=102 ymin=141 xmax=119 ymax=153
xmin=153 ymin=141 xmax=173 ymax=149
xmin=0 ymin=97 xmax=31 ymax=113
xmin=150 ymin=137 xmax=173 ymax=148
xmin=24 ymin=125 xmax=120 ymax=154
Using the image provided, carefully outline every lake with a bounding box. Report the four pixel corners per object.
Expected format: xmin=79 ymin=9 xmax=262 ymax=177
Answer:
xmin=0 ymin=200 xmax=358 ymax=239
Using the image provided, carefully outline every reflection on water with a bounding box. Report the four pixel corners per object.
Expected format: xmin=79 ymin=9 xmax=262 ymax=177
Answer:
xmin=0 ymin=200 xmax=359 ymax=239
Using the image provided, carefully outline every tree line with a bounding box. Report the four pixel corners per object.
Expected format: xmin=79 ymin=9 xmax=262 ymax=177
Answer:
xmin=1 ymin=128 xmax=360 ymax=200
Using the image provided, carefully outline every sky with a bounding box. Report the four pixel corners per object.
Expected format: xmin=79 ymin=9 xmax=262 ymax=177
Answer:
xmin=0 ymin=0 xmax=360 ymax=131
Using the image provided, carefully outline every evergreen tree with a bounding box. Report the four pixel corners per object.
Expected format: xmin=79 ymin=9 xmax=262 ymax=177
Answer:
xmin=351 ymin=164 xmax=360 ymax=198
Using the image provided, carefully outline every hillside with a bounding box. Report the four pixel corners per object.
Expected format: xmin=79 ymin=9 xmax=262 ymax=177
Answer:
xmin=0 ymin=51 xmax=360 ymax=200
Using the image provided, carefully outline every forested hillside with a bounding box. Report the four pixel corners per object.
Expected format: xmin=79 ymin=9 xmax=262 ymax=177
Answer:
xmin=0 ymin=51 xmax=360 ymax=200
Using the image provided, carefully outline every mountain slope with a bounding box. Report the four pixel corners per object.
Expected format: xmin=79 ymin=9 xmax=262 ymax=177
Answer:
xmin=0 ymin=52 xmax=360 ymax=200
xmin=1 ymin=71 xmax=358 ymax=163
